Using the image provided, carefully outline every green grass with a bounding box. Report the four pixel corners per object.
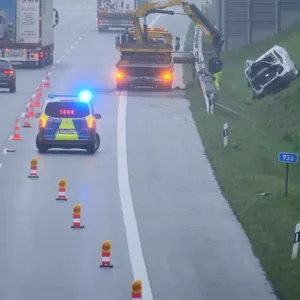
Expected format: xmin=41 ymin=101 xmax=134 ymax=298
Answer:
xmin=183 ymin=18 xmax=300 ymax=300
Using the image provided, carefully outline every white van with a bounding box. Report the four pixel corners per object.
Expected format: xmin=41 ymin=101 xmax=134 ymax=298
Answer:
xmin=0 ymin=11 xmax=8 ymax=40
xmin=244 ymin=45 xmax=299 ymax=99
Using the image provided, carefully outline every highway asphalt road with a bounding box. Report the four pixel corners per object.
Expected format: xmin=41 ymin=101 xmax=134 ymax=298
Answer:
xmin=0 ymin=0 xmax=278 ymax=299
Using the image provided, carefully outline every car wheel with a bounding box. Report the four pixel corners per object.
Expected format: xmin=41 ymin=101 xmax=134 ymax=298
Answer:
xmin=9 ymin=84 xmax=16 ymax=93
xmin=36 ymin=134 xmax=48 ymax=153
xmin=95 ymin=133 xmax=100 ymax=151
xmin=35 ymin=134 xmax=40 ymax=149
xmin=36 ymin=134 xmax=47 ymax=153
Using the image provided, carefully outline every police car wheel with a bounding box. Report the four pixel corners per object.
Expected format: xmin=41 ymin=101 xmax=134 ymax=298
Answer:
xmin=35 ymin=134 xmax=40 ymax=149
xmin=36 ymin=134 xmax=48 ymax=153
xmin=86 ymin=134 xmax=100 ymax=154
xmin=38 ymin=146 xmax=48 ymax=154
xmin=95 ymin=133 xmax=100 ymax=151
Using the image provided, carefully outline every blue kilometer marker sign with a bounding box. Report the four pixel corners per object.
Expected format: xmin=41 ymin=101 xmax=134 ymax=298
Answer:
xmin=278 ymin=152 xmax=298 ymax=164
xmin=278 ymin=152 xmax=298 ymax=197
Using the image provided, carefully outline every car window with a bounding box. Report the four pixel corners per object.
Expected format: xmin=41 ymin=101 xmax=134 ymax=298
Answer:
xmin=273 ymin=51 xmax=283 ymax=63
xmin=44 ymin=101 xmax=90 ymax=118
xmin=0 ymin=60 xmax=11 ymax=69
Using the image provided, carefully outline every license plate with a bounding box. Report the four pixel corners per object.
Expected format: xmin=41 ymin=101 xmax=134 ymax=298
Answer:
xmin=59 ymin=129 xmax=75 ymax=134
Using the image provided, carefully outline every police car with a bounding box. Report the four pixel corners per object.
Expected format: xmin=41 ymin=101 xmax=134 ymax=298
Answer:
xmin=34 ymin=90 xmax=101 ymax=154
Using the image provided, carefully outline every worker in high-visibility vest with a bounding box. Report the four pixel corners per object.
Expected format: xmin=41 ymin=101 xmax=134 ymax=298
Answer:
xmin=207 ymin=53 xmax=223 ymax=91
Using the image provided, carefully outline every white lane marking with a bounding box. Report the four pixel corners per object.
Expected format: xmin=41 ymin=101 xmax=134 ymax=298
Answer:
xmin=2 ymin=149 xmax=7 ymax=154
xmin=74 ymin=40 xmax=78 ymax=44
xmin=66 ymin=50 xmax=70 ymax=54
xmin=20 ymin=112 xmax=25 ymax=118
xmin=79 ymin=37 xmax=82 ymax=40
xmin=61 ymin=55 xmax=65 ymax=58
xmin=56 ymin=60 xmax=60 ymax=64
xmin=52 ymin=65 xmax=56 ymax=69
xmin=9 ymin=135 xmax=13 ymax=140
xmin=0 ymin=163 xmax=2 ymax=169
xmin=117 ymin=92 xmax=153 ymax=300
xmin=70 ymin=45 xmax=74 ymax=49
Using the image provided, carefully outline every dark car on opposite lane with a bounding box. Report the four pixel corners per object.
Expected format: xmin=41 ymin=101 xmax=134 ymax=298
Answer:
xmin=0 ymin=59 xmax=16 ymax=93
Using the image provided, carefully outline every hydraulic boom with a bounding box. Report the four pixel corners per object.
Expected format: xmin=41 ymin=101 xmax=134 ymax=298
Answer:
xmin=132 ymin=0 xmax=224 ymax=53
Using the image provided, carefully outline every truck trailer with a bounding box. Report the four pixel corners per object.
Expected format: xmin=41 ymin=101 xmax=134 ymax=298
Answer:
xmin=97 ymin=0 xmax=135 ymax=32
xmin=0 ymin=0 xmax=59 ymax=68
xmin=97 ymin=0 xmax=150 ymax=32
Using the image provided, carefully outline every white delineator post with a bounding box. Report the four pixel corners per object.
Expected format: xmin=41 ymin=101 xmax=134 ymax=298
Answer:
xmin=223 ymin=123 xmax=228 ymax=147
xmin=291 ymin=222 xmax=300 ymax=259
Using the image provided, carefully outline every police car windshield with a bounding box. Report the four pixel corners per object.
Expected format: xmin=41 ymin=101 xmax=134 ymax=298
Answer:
xmin=45 ymin=101 xmax=90 ymax=118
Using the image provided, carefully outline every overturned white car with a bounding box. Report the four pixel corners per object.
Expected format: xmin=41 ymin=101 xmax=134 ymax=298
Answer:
xmin=244 ymin=45 xmax=299 ymax=99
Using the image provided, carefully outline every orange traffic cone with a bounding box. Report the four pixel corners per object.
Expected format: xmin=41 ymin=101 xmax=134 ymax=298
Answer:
xmin=27 ymin=98 xmax=34 ymax=117
xmin=99 ymin=240 xmax=113 ymax=268
xmin=10 ymin=119 xmax=22 ymax=140
xmin=38 ymin=83 xmax=44 ymax=97
xmin=44 ymin=71 xmax=51 ymax=88
xmin=32 ymin=94 xmax=41 ymax=108
xmin=36 ymin=87 xmax=43 ymax=101
xmin=28 ymin=158 xmax=38 ymax=178
xmin=71 ymin=204 xmax=84 ymax=229
xmin=22 ymin=109 xmax=31 ymax=128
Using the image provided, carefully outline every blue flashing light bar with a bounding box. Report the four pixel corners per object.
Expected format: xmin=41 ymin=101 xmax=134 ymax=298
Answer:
xmin=78 ymin=90 xmax=93 ymax=102
xmin=48 ymin=90 xmax=93 ymax=102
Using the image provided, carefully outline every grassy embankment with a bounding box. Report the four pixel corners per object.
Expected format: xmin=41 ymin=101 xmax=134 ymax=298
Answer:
xmin=183 ymin=10 xmax=300 ymax=300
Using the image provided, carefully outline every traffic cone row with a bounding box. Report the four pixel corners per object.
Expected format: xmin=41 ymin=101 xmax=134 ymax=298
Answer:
xmin=10 ymin=70 xmax=50 ymax=139
xmin=14 ymin=70 xmax=50 ymax=136
xmin=26 ymin=161 xmax=143 ymax=295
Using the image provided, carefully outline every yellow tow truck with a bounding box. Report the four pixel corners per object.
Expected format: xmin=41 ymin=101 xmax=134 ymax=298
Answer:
xmin=114 ymin=0 xmax=224 ymax=90
xmin=115 ymin=26 xmax=177 ymax=90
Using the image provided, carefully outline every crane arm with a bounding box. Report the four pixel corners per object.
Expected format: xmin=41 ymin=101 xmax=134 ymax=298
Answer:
xmin=133 ymin=0 xmax=224 ymax=52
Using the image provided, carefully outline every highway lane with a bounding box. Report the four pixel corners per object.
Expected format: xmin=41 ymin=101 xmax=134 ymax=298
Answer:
xmin=0 ymin=0 xmax=96 ymax=155
xmin=125 ymin=12 xmax=278 ymax=300
xmin=0 ymin=3 xmax=134 ymax=300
